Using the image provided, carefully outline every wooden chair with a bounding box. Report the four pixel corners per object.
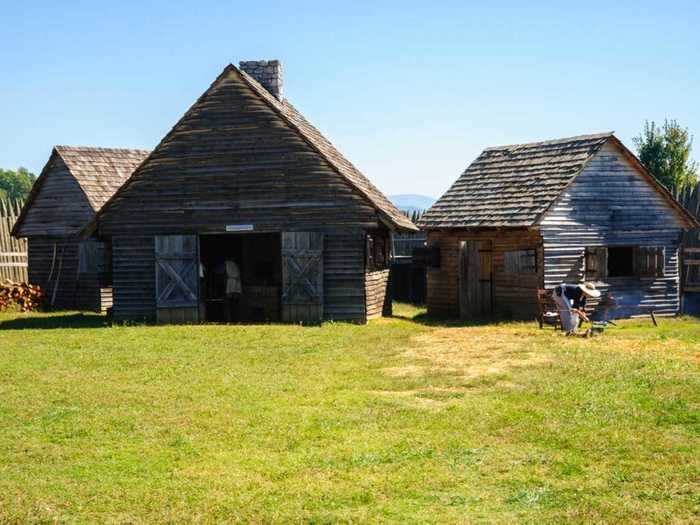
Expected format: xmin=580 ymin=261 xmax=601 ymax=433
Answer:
xmin=537 ymin=288 xmax=560 ymax=329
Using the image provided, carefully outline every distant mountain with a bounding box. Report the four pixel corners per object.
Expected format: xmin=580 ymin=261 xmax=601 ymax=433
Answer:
xmin=389 ymin=194 xmax=435 ymax=213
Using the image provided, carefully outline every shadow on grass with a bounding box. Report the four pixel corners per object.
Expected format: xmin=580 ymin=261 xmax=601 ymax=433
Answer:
xmin=0 ymin=313 xmax=108 ymax=330
xmin=391 ymin=310 xmax=510 ymax=328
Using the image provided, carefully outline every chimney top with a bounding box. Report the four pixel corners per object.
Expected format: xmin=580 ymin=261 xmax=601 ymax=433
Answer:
xmin=239 ymin=60 xmax=283 ymax=101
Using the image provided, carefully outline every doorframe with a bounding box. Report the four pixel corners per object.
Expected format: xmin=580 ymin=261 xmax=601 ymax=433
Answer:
xmin=458 ymin=239 xmax=494 ymax=319
xmin=197 ymin=231 xmax=284 ymax=323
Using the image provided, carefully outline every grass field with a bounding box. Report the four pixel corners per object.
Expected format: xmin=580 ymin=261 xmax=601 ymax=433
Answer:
xmin=0 ymin=305 xmax=698 ymax=524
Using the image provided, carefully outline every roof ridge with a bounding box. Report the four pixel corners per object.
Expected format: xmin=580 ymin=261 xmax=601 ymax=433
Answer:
xmin=483 ymin=132 xmax=614 ymax=152
xmin=55 ymin=145 xmax=151 ymax=153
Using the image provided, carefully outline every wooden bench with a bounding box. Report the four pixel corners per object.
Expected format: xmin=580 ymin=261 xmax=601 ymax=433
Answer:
xmin=537 ymin=288 xmax=560 ymax=329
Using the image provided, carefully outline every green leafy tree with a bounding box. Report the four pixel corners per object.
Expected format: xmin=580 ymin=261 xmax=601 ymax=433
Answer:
xmin=633 ymin=120 xmax=698 ymax=191
xmin=0 ymin=167 xmax=36 ymax=202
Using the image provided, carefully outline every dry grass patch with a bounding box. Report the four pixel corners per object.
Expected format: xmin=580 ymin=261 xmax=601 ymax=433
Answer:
xmin=384 ymin=324 xmax=554 ymax=389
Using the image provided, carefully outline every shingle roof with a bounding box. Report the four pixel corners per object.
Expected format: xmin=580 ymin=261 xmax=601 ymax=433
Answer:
xmin=12 ymin=146 xmax=149 ymax=237
xmin=419 ymin=133 xmax=614 ymax=228
xmin=54 ymin=146 xmax=150 ymax=211
xmin=237 ymin=68 xmax=417 ymax=231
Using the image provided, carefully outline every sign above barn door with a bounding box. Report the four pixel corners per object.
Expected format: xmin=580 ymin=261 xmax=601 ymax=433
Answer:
xmin=225 ymin=224 xmax=254 ymax=232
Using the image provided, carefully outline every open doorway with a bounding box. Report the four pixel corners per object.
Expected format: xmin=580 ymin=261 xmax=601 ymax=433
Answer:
xmin=199 ymin=233 xmax=282 ymax=323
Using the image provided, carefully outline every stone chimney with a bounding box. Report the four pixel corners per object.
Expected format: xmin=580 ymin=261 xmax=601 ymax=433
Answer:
xmin=239 ymin=60 xmax=283 ymax=100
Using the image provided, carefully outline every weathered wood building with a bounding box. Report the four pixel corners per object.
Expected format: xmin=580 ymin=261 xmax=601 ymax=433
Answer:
xmin=87 ymin=60 xmax=416 ymax=324
xmin=419 ymin=133 xmax=698 ymax=320
xmin=12 ymin=147 xmax=149 ymax=310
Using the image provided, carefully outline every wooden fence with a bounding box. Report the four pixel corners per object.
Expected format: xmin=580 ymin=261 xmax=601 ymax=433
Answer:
xmin=0 ymin=199 xmax=27 ymax=282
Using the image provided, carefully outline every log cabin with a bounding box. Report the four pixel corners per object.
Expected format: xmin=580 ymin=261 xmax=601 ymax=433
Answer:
xmin=12 ymin=147 xmax=149 ymax=311
xmin=85 ymin=60 xmax=417 ymax=324
xmin=418 ymin=133 xmax=698 ymax=320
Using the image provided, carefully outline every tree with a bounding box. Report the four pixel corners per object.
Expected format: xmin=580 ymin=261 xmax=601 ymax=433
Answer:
xmin=0 ymin=167 xmax=36 ymax=202
xmin=633 ymin=120 xmax=698 ymax=191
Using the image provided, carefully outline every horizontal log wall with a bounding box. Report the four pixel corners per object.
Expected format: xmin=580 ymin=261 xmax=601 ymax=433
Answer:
xmin=540 ymin=141 xmax=686 ymax=317
xmin=27 ymin=237 xmax=107 ymax=311
xmin=112 ymin=230 xmax=368 ymax=323
xmin=111 ymin=235 xmax=156 ymax=322
xmin=28 ymin=236 xmax=79 ymax=309
xmin=426 ymin=229 xmax=543 ymax=318
xmin=16 ymin=156 xmax=94 ymax=237
xmin=101 ymin=70 xmax=388 ymax=323
xmin=324 ymin=230 xmax=366 ymax=321
xmin=365 ymin=269 xmax=391 ymax=320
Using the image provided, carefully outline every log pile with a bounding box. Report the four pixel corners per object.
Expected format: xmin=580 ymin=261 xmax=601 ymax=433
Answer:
xmin=0 ymin=280 xmax=44 ymax=312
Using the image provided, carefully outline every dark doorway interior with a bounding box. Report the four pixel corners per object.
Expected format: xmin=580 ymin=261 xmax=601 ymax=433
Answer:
xmin=199 ymin=233 xmax=282 ymax=322
xmin=608 ymin=246 xmax=634 ymax=277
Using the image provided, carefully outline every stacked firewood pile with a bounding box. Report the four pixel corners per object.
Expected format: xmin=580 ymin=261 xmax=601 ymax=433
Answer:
xmin=0 ymin=280 xmax=44 ymax=312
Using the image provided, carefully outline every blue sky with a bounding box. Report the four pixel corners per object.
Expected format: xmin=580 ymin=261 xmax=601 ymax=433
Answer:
xmin=2 ymin=1 xmax=699 ymax=198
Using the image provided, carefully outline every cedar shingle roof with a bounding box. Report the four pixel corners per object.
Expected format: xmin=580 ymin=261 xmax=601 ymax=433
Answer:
xmin=419 ymin=133 xmax=614 ymax=228
xmin=237 ymin=68 xmax=417 ymax=231
xmin=54 ymin=146 xmax=150 ymax=210
xmin=12 ymin=146 xmax=149 ymax=237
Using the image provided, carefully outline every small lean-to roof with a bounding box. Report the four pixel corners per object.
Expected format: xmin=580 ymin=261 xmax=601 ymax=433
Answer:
xmin=419 ymin=133 xmax=614 ymax=228
xmin=12 ymin=146 xmax=149 ymax=237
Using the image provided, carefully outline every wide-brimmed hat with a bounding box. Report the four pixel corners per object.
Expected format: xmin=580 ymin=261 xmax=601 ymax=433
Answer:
xmin=579 ymin=282 xmax=601 ymax=298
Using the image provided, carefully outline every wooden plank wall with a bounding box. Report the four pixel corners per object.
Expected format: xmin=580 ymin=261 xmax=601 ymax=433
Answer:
xmin=323 ymin=229 xmax=366 ymax=322
xmin=365 ymin=269 xmax=391 ymax=320
xmin=0 ymin=199 xmax=27 ymax=282
xmin=111 ymin=231 xmax=368 ymax=323
xmin=26 ymin=237 xmax=108 ymax=312
xmin=100 ymin=70 xmax=384 ymax=323
xmin=540 ymin=141 xmax=686 ymax=317
xmin=111 ymin=235 xmax=156 ymax=321
xmin=426 ymin=229 xmax=543 ymax=318
xmin=15 ymin=155 xmax=94 ymax=237
xmin=27 ymin=236 xmax=80 ymax=309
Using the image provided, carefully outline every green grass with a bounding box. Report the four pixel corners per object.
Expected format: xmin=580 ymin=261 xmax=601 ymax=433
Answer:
xmin=0 ymin=305 xmax=698 ymax=524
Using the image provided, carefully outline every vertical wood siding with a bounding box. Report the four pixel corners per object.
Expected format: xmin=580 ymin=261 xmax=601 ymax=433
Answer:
xmin=539 ymin=142 xmax=686 ymax=317
xmin=426 ymin=229 xmax=543 ymax=318
xmin=100 ymin=70 xmax=386 ymax=323
xmin=0 ymin=200 xmax=27 ymax=282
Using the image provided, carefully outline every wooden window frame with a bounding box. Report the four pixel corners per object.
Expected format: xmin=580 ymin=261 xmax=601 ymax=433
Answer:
xmin=585 ymin=245 xmax=665 ymax=281
xmin=503 ymin=249 xmax=537 ymax=274
xmin=366 ymin=230 xmax=391 ymax=272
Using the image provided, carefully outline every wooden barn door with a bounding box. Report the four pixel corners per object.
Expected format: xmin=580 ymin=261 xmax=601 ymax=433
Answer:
xmin=281 ymin=232 xmax=324 ymax=323
xmin=154 ymin=235 xmax=199 ymax=324
xmin=459 ymin=240 xmax=493 ymax=318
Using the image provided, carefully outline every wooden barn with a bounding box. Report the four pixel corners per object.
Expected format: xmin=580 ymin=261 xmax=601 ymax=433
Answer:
xmin=86 ymin=60 xmax=417 ymax=324
xmin=12 ymin=146 xmax=149 ymax=311
xmin=418 ymin=133 xmax=698 ymax=320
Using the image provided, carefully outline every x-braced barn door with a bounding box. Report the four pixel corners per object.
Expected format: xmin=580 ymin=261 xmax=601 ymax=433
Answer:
xmin=281 ymin=232 xmax=324 ymax=324
xmin=459 ymin=240 xmax=493 ymax=318
xmin=155 ymin=235 xmax=199 ymax=324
